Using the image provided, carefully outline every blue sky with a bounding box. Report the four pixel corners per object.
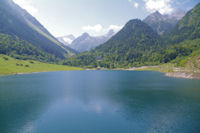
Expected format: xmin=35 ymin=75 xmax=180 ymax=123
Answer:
xmin=13 ymin=0 xmax=200 ymax=37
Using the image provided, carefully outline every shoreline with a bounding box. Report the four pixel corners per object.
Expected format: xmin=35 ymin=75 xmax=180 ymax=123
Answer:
xmin=126 ymin=66 xmax=200 ymax=80
xmin=1 ymin=66 xmax=200 ymax=80
xmin=0 ymin=70 xmax=84 ymax=77
xmin=165 ymin=72 xmax=200 ymax=79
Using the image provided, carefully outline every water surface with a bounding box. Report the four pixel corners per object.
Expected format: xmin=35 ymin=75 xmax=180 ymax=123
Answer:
xmin=0 ymin=71 xmax=200 ymax=133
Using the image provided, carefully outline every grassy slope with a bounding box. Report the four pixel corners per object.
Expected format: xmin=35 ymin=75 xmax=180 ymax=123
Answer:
xmin=181 ymin=50 xmax=200 ymax=71
xmin=0 ymin=55 xmax=83 ymax=76
xmin=26 ymin=20 xmax=75 ymax=57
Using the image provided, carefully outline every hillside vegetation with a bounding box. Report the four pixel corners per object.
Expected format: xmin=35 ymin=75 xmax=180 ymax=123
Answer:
xmin=64 ymin=3 xmax=200 ymax=72
xmin=0 ymin=33 xmax=59 ymax=62
xmin=166 ymin=3 xmax=200 ymax=44
xmin=64 ymin=19 xmax=162 ymax=68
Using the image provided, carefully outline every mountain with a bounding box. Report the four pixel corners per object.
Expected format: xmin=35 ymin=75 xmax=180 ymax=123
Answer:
xmin=143 ymin=4 xmax=200 ymax=67
xmin=64 ymin=2 xmax=200 ymax=70
xmin=64 ymin=19 xmax=162 ymax=68
xmin=0 ymin=0 xmax=74 ymax=61
xmin=94 ymin=19 xmax=162 ymax=66
xmin=68 ymin=30 xmax=116 ymax=52
xmin=166 ymin=3 xmax=200 ymax=44
xmin=63 ymin=3 xmax=200 ymax=72
xmin=159 ymin=3 xmax=200 ymax=67
xmin=57 ymin=35 xmax=76 ymax=46
xmin=143 ymin=10 xmax=185 ymax=35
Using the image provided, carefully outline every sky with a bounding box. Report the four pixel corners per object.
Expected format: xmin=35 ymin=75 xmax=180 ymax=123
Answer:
xmin=13 ymin=0 xmax=200 ymax=37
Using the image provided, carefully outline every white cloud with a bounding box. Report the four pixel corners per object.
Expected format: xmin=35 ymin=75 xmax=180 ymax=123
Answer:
xmin=82 ymin=24 xmax=103 ymax=32
xmin=143 ymin=0 xmax=174 ymax=14
xmin=13 ymin=0 xmax=38 ymax=15
xmin=107 ymin=25 xmax=123 ymax=32
xmin=82 ymin=24 xmax=123 ymax=34
xmin=134 ymin=2 xmax=139 ymax=8
xmin=128 ymin=0 xmax=139 ymax=8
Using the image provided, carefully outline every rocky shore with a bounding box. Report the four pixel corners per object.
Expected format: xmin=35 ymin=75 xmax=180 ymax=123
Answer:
xmin=127 ymin=65 xmax=200 ymax=80
xmin=165 ymin=72 xmax=200 ymax=79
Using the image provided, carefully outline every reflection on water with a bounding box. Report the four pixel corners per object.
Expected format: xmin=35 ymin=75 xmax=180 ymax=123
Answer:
xmin=0 ymin=71 xmax=200 ymax=133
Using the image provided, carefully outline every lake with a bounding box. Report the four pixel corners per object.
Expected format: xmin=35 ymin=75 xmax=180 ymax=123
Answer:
xmin=0 ymin=71 xmax=200 ymax=133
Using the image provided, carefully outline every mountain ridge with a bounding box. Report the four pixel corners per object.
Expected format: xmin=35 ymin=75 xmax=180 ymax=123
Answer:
xmin=64 ymin=19 xmax=162 ymax=68
xmin=61 ymin=30 xmax=116 ymax=52
xmin=57 ymin=35 xmax=76 ymax=46
xmin=0 ymin=0 xmax=75 ymax=60
xmin=143 ymin=10 xmax=185 ymax=35
xmin=166 ymin=3 xmax=200 ymax=44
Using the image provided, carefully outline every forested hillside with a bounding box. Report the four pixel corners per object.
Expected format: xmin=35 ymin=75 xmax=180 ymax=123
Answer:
xmin=64 ymin=19 xmax=162 ymax=68
xmin=166 ymin=3 xmax=200 ymax=44
xmin=0 ymin=33 xmax=59 ymax=62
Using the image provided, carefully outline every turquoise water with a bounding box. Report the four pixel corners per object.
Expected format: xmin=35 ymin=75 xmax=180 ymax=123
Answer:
xmin=0 ymin=71 xmax=200 ymax=133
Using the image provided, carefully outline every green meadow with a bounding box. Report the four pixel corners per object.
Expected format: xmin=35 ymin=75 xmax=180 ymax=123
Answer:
xmin=0 ymin=55 xmax=83 ymax=76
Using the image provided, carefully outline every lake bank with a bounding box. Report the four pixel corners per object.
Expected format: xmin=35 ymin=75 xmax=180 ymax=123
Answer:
xmin=126 ymin=65 xmax=200 ymax=79
xmin=165 ymin=72 xmax=200 ymax=79
xmin=1 ymin=54 xmax=199 ymax=80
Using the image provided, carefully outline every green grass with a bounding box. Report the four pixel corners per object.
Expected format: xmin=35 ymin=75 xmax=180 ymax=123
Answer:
xmin=0 ymin=55 xmax=83 ymax=76
xmin=137 ymin=64 xmax=175 ymax=72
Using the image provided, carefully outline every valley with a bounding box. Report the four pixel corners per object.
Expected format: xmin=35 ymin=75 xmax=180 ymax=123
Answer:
xmin=0 ymin=0 xmax=200 ymax=76
xmin=1 ymin=1 xmax=200 ymax=133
